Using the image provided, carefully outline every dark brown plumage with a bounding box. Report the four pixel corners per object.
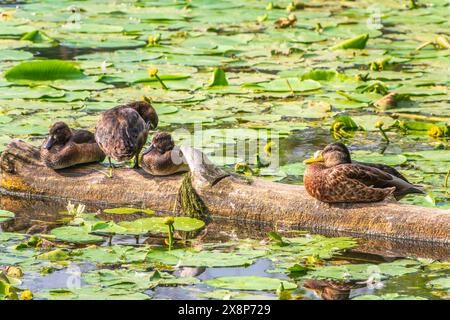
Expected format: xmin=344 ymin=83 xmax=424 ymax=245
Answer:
xmin=328 ymin=142 xmax=409 ymax=181
xmin=303 ymin=142 xmax=424 ymax=203
xmin=95 ymin=100 xmax=158 ymax=168
xmin=141 ymin=132 xmax=189 ymax=176
xmin=41 ymin=122 xmax=105 ymax=169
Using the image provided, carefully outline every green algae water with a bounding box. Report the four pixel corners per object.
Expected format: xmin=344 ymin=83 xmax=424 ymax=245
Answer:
xmin=0 ymin=0 xmax=449 ymax=300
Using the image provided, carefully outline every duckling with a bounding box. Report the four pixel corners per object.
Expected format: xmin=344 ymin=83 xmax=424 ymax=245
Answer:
xmin=141 ymin=132 xmax=189 ymax=176
xmin=95 ymin=100 xmax=158 ymax=170
xmin=41 ymin=122 xmax=105 ymax=169
xmin=303 ymin=142 xmax=424 ymax=203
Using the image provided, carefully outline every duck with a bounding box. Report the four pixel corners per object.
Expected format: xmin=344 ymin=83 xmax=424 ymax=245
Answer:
xmin=95 ymin=100 xmax=158 ymax=170
xmin=303 ymin=142 xmax=424 ymax=203
xmin=141 ymin=132 xmax=189 ymax=176
xmin=41 ymin=122 xmax=106 ymax=169
xmin=328 ymin=142 xmax=410 ymax=181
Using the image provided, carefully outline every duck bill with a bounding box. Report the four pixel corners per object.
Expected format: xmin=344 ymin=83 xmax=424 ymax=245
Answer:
xmin=303 ymin=154 xmax=324 ymax=164
xmin=44 ymin=136 xmax=56 ymax=150
xmin=142 ymin=144 xmax=155 ymax=155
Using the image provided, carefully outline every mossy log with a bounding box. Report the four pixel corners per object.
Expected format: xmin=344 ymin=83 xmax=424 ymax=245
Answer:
xmin=1 ymin=140 xmax=449 ymax=244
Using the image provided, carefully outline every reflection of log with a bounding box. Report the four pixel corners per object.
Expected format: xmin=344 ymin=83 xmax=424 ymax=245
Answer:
xmin=1 ymin=140 xmax=449 ymax=244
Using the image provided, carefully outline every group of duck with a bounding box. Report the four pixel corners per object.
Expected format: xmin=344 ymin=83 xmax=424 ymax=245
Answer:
xmin=41 ymin=100 xmax=188 ymax=177
xmin=40 ymin=100 xmax=423 ymax=204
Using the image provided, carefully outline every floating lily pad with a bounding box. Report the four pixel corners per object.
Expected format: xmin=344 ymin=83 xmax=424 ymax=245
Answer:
xmin=0 ymin=210 xmax=15 ymax=222
xmin=118 ymin=217 xmax=205 ymax=234
xmin=5 ymin=60 xmax=85 ymax=83
xmin=427 ymin=277 xmax=450 ymax=291
xmin=146 ymin=249 xmax=254 ymax=268
xmin=50 ymin=226 xmax=104 ymax=244
xmin=245 ymin=78 xmax=321 ymax=92
xmin=35 ymin=286 xmax=151 ymax=300
xmin=103 ymin=207 xmax=155 ymax=215
xmin=204 ymin=276 xmax=297 ymax=291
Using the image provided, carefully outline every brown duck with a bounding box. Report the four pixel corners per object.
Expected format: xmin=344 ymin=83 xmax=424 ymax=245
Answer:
xmin=303 ymin=142 xmax=424 ymax=203
xmin=95 ymin=100 xmax=158 ymax=169
xmin=41 ymin=122 xmax=105 ymax=169
xmin=141 ymin=132 xmax=189 ymax=176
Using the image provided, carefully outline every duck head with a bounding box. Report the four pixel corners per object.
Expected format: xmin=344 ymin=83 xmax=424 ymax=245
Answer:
xmin=304 ymin=142 xmax=352 ymax=167
xmin=45 ymin=122 xmax=72 ymax=150
xmin=127 ymin=101 xmax=159 ymax=130
xmin=142 ymin=132 xmax=174 ymax=155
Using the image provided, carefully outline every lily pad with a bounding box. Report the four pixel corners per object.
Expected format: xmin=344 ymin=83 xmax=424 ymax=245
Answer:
xmin=245 ymin=78 xmax=321 ymax=92
xmin=50 ymin=226 xmax=104 ymax=244
xmin=103 ymin=207 xmax=155 ymax=215
xmin=4 ymin=60 xmax=85 ymax=83
xmin=0 ymin=210 xmax=15 ymax=223
xmin=204 ymin=276 xmax=297 ymax=291
xmin=146 ymin=249 xmax=254 ymax=268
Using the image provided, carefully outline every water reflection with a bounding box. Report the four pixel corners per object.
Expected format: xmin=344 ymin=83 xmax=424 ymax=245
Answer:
xmin=303 ymin=280 xmax=365 ymax=300
xmin=1 ymin=193 xmax=449 ymax=260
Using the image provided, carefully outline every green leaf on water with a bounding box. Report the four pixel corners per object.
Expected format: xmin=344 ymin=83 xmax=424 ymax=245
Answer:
xmin=427 ymin=277 xmax=450 ymax=291
xmin=207 ymin=68 xmax=228 ymax=87
xmin=5 ymin=60 xmax=85 ymax=83
xmin=0 ymin=49 xmax=33 ymax=62
xmin=36 ymin=249 xmax=70 ymax=262
xmin=0 ymin=209 xmax=15 ymax=223
xmin=204 ymin=276 xmax=297 ymax=291
xmin=35 ymin=286 xmax=151 ymax=300
xmin=50 ymin=226 xmax=104 ymax=244
xmin=146 ymin=249 xmax=254 ymax=267
xmin=245 ymin=78 xmax=321 ymax=92
xmin=331 ymin=33 xmax=369 ymax=50
xmin=20 ymin=30 xmax=54 ymax=43
xmin=197 ymin=290 xmax=275 ymax=300
xmin=103 ymin=207 xmax=155 ymax=215
xmin=118 ymin=217 xmax=205 ymax=235
xmin=72 ymin=245 xmax=149 ymax=265
xmin=352 ymin=152 xmax=408 ymax=167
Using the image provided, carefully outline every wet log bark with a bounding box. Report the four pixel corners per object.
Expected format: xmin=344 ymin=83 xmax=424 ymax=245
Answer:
xmin=1 ymin=140 xmax=449 ymax=244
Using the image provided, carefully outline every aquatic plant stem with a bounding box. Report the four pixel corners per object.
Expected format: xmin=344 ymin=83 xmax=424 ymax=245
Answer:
xmin=375 ymin=121 xmax=390 ymax=144
xmin=379 ymin=128 xmax=390 ymax=143
xmin=445 ymin=168 xmax=450 ymax=195
xmin=167 ymin=224 xmax=174 ymax=250
xmin=154 ymin=74 xmax=168 ymax=90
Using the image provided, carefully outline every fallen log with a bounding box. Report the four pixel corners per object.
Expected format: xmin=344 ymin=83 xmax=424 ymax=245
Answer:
xmin=1 ymin=140 xmax=449 ymax=244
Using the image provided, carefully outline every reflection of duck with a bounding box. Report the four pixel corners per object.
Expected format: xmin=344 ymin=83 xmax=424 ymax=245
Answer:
xmin=304 ymin=279 xmax=364 ymax=300
xmin=304 ymin=142 xmax=423 ymax=203
xmin=178 ymin=267 xmax=206 ymax=278
xmin=141 ymin=132 xmax=189 ymax=176
xmin=41 ymin=122 xmax=105 ymax=169
xmin=95 ymin=101 xmax=158 ymax=169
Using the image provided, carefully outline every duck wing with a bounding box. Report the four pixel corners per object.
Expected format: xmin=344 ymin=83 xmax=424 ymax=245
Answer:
xmin=334 ymin=164 xmax=423 ymax=200
xmin=95 ymin=108 xmax=147 ymax=161
xmin=71 ymin=129 xmax=96 ymax=144
xmin=353 ymin=160 xmax=409 ymax=182
xmin=308 ymin=164 xmax=393 ymax=203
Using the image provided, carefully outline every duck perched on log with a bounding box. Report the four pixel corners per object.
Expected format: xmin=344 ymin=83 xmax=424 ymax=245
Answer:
xmin=141 ymin=132 xmax=189 ymax=176
xmin=95 ymin=100 xmax=158 ymax=170
xmin=303 ymin=142 xmax=424 ymax=203
xmin=41 ymin=122 xmax=105 ymax=169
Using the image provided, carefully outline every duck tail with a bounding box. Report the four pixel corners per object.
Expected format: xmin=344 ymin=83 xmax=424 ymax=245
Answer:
xmin=394 ymin=186 xmax=425 ymax=200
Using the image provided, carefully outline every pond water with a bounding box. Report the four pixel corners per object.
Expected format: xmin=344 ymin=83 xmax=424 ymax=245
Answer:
xmin=0 ymin=0 xmax=449 ymax=300
xmin=1 ymin=194 xmax=449 ymax=300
